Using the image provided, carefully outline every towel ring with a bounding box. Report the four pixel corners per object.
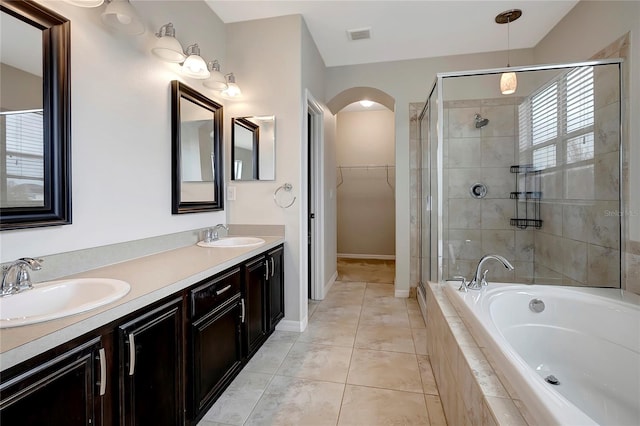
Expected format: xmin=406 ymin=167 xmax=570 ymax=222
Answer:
xmin=274 ymin=183 xmax=296 ymax=208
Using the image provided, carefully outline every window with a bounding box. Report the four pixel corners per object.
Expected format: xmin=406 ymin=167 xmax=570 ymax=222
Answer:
xmin=2 ymin=110 xmax=45 ymax=206
xmin=519 ymin=66 xmax=594 ymax=172
xmin=532 ymin=83 xmax=558 ymax=146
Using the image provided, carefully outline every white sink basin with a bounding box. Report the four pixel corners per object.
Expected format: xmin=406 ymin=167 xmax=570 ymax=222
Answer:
xmin=197 ymin=237 xmax=266 ymax=248
xmin=0 ymin=278 xmax=130 ymax=328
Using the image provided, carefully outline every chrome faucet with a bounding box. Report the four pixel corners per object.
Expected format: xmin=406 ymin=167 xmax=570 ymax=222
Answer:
xmin=1 ymin=258 xmax=43 ymax=296
xmin=467 ymin=254 xmax=514 ymax=290
xmin=211 ymin=224 xmax=229 ymax=240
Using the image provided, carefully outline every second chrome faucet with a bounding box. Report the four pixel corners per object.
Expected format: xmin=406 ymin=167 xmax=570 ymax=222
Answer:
xmin=203 ymin=224 xmax=229 ymax=242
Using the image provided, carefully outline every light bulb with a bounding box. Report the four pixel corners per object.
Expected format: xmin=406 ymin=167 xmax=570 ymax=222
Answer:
xmin=116 ymin=13 xmax=131 ymax=24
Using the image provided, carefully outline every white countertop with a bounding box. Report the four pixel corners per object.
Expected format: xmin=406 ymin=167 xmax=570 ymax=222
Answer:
xmin=0 ymin=236 xmax=284 ymax=371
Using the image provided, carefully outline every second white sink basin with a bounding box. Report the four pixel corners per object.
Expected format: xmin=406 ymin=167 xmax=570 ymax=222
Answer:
xmin=197 ymin=237 xmax=266 ymax=248
xmin=0 ymin=278 xmax=131 ymax=328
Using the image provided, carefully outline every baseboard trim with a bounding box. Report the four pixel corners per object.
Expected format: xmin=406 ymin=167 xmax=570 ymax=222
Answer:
xmin=337 ymin=253 xmax=396 ymax=260
xmin=275 ymin=317 xmax=307 ymax=332
xmin=324 ymin=271 xmax=338 ymax=296
xmin=395 ymin=289 xmax=410 ymax=298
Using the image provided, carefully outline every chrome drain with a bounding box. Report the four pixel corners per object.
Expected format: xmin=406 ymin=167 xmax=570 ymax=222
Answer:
xmin=545 ymin=375 xmax=560 ymax=385
xmin=529 ymin=298 xmax=545 ymax=313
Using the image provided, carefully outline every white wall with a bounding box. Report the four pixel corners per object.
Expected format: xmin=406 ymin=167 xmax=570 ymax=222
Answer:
xmin=225 ymin=15 xmax=312 ymax=327
xmin=325 ymin=48 xmax=535 ymax=293
xmin=336 ymin=109 xmax=395 ymax=256
xmin=301 ymin=19 xmax=337 ymax=297
xmin=532 ymin=0 xmax=639 ymax=244
xmin=0 ymin=0 xmax=228 ymax=263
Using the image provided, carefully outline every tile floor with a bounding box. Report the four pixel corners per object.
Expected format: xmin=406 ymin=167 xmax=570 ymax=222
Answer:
xmin=198 ymin=260 xmax=447 ymax=426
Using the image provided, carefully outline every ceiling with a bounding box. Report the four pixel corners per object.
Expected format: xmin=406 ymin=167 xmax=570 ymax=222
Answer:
xmin=206 ymin=0 xmax=579 ymax=67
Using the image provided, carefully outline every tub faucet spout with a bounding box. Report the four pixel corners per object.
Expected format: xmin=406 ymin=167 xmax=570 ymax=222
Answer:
xmin=468 ymin=255 xmax=514 ymax=289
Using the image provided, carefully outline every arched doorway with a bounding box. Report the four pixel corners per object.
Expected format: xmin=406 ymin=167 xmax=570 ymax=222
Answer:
xmin=327 ymin=87 xmax=397 ymax=288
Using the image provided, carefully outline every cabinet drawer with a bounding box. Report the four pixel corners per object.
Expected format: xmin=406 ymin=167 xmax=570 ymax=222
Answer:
xmin=190 ymin=267 xmax=241 ymax=319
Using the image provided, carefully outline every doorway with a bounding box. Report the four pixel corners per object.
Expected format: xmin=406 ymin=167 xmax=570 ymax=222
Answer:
xmin=305 ymin=92 xmax=324 ymax=301
xmin=335 ymin=104 xmax=396 ymax=276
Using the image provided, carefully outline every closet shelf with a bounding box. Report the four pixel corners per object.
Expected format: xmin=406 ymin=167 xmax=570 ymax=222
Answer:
xmin=338 ymin=164 xmax=395 ymax=169
xmin=336 ymin=164 xmax=395 ymax=190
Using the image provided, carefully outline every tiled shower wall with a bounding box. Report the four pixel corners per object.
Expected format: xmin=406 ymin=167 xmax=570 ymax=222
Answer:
xmin=588 ymin=33 xmax=640 ymax=293
xmin=409 ymin=103 xmax=423 ymax=289
xmin=410 ymin=33 xmax=637 ymax=294
xmin=441 ymin=98 xmax=534 ymax=283
xmin=531 ymin=64 xmax=621 ymax=286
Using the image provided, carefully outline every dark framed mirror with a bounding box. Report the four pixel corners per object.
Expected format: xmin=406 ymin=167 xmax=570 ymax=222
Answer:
xmin=231 ymin=115 xmax=275 ymax=181
xmin=171 ymin=80 xmax=223 ymax=214
xmin=231 ymin=117 xmax=259 ymax=180
xmin=0 ymin=1 xmax=71 ymax=230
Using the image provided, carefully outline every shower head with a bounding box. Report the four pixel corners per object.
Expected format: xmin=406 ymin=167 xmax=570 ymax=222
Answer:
xmin=474 ymin=113 xmax=489 ymax=128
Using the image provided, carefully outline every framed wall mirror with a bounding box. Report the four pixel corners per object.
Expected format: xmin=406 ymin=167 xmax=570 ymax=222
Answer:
xmin=231 ymin=115 xmax=275 ymax=181
xmin=171 ymin=80 xmax=223 ymax=214
xmin=0 ymin=1 xmax=71 ymax=230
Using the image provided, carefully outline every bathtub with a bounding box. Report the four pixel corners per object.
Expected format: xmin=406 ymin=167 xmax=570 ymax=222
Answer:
xmin=444 ymin=282 xmax=640 ymax=426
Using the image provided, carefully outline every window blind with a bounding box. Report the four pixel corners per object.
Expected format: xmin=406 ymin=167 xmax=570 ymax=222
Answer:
xmin=518 ymin=66 xmax=594 ymax=171
xmin=5 ymin=111 xmax=44 ymax=179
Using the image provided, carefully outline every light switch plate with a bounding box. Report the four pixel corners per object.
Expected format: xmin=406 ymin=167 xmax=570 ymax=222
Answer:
xmin=227 ymin=186 xmax=236 ymax=201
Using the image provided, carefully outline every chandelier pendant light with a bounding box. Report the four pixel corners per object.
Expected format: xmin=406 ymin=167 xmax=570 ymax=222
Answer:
xmin=496 ymin=9 xmax=522 ymax=95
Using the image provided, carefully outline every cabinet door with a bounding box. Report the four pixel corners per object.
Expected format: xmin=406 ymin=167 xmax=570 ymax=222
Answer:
xmin=0 ymin=337 xmax=105 ymax=426
xmin=243 ymin=256 xmax=267 ymax=358
xmin=268 ymin=245 xmax=285 ymax=332
xmin=118 ymin=298 xmax=183 ymax=426
xmin=191 ymin=295 xmax=243 ymax=419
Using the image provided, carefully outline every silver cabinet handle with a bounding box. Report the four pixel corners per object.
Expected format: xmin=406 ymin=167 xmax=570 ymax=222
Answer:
xmin=98 ymin=348 xmax=107 ymax=396
xmin=270 ymin=257 xmax=275 ymax=278
xmin=128 ymin=333 xmax=136 ymax=376
xmin=265 ymin=259 xmax=269 ymax=279
xmin=240 ymin=298 xmax=245 ymax=323
xmin=216 ymin=285 xmax=231 ymax=295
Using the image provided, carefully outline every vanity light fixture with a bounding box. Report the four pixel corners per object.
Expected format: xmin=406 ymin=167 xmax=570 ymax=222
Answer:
xmin=221 ymin=73 xmax=242 ymax=97
xmin=181 ymin=44 xmax=210 ymax=79
xmin=496 ymin=9 xmax=521 ymax=95
xmin=151 ymin=23 xmax=186 ymax=63
xmin=203 ymin=60 xmax=228 ymax=90
xmin=101 ymin=0 xmax=145 ymax=36
xmin=359 ymin=100 xmax=374 ymax=108
xmin=63 ymin=0 xmax=104 ymax=7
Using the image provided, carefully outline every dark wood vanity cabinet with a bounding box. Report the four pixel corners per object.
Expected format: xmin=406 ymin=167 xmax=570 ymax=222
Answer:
xmin=117 ymin=297 xmax=184 ymax=426
xmin=189 ymin=268 xmax=244 ymax=422
xmin=0 ymin=243 xmax=285 ymax=426
xmin=243 ymin=244 xmax=285 ymax=358
xmin=243 ymin=256 xmax=268 ymax=358
xmin=0 ymin=336 xmax=107 ymax=426
xmin=267 ymin=245 xmax=285 ymax=332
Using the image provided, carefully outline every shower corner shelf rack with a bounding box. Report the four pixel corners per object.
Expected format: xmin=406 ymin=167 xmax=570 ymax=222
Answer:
xmin=510 ymin=164 xmax=543 ymax=229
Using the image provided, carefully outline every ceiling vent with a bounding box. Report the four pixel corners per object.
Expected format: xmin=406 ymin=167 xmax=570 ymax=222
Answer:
xmin=347 ymin=27 xmax=371 ymax=41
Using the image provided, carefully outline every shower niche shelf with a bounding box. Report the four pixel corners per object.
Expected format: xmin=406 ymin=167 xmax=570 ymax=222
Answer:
xmin=510 ymin=165 xmax=542 ymax=229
